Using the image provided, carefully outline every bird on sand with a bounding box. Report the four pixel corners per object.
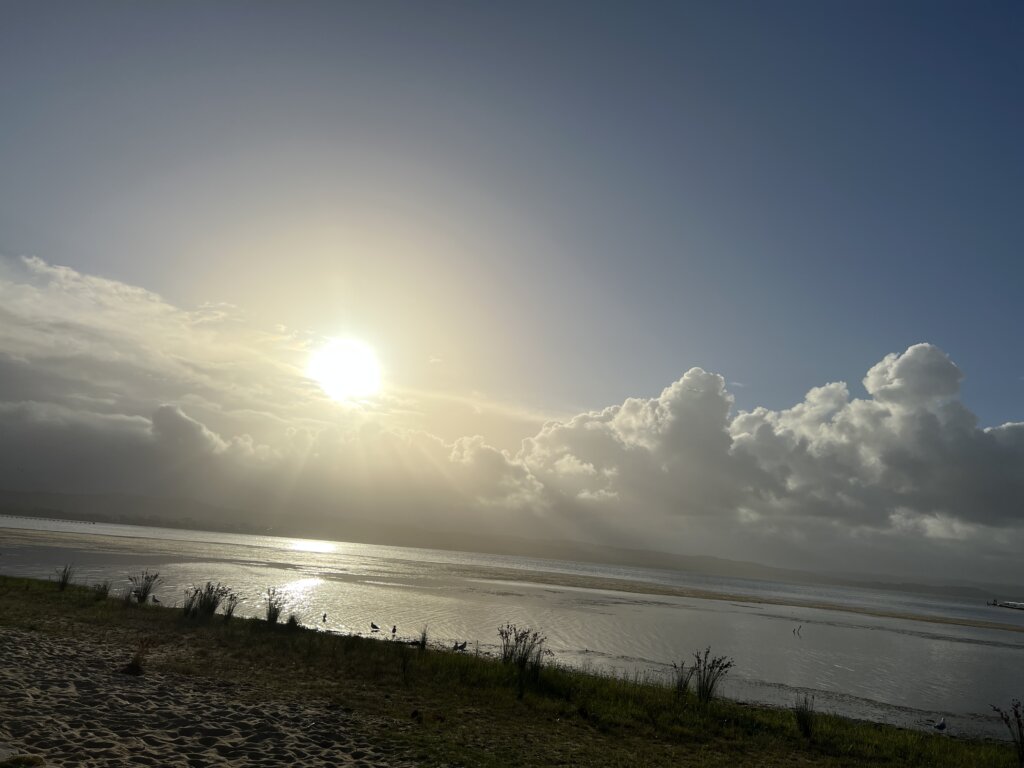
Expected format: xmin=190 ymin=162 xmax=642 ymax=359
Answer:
xmin=933 ymin=717 xmax=946 ymax=732
xmin=370 ymin=622 xmax=380 ymax=631
xmin=453 ymin=641 xmax=467 ymax=652
xmin=322 ymin=612 xmax=327 ymax=623
xmin=151 ymin=595 xmax=161 ymax=604
xmin=391 ymin=625 xmax=397 ymax=637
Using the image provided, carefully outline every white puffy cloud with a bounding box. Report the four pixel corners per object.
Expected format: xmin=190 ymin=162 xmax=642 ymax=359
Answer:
xmin=730 ymin=345 xmax=1024 ymax=532
xmin=519 ymin=368 xmax=760 ymax=519
xmin=1 ymin=256 xmax=1022 ymax=581
xmin=863 ymin=343 xmax=963 ymax=407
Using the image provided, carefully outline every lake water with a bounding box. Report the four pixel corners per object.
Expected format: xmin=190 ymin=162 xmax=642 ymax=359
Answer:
xmin=2 ymin=516 xmax=1022 ymax=740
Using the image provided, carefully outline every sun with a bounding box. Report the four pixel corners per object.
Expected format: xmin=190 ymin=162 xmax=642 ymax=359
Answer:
xmin=307 ymin=338 xmax=382 ymax=401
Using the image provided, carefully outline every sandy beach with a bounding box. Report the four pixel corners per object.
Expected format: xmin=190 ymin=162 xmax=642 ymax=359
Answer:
xmin=0 ymin=626 xmax=414 ymax=767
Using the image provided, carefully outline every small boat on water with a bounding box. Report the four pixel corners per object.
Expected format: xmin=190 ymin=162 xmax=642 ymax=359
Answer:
xmin=987 ymin=599 xmax=1024 ymax=610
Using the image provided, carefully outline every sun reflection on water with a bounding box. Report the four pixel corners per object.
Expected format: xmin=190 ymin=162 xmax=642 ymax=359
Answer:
xmin=283 ymin=577 xmax=324 ymax=592
xmin=288 ymin=539 xmax=336 ymax=554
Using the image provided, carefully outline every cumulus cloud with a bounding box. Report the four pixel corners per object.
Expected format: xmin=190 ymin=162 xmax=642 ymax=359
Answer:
xmin=519 ymin=369 xmax=761 ymax=519
xmin=730 ymin=344 xmax=1024 ymax=532
xmin=863 ymin=344 xmax=964 ymax=407
xmin=1 ymin=256 xmax=1022 ymax=581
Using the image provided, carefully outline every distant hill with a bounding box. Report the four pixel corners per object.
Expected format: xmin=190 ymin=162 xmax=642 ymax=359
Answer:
xmin=0 ymin=488 xmax=1009 ymax=600
xmin=0 ymin=489 xmax=258 ymax=534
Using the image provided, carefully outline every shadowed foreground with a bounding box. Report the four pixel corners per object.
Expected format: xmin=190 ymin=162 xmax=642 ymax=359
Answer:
xmin=0 ymin=576 xmax=1016 ymax=767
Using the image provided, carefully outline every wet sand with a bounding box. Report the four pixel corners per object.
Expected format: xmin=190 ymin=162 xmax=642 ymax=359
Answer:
xmin=445 ymin=565 xmax=1024 ymax=635
xmin=0 ymin=626 xmax=413 ymax=767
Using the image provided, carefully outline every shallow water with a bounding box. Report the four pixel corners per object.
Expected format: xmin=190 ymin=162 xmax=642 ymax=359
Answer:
xmin=2 ymin=516 xmax=1022 ymax=740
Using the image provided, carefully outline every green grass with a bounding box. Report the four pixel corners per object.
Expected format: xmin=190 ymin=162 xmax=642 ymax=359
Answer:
xmin=0 ymin=575 xmax=1016 ymax=767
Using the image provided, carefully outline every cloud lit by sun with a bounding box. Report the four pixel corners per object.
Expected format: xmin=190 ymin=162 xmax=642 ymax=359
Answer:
xmin=307 ymin=338 xmax=382 ymax=402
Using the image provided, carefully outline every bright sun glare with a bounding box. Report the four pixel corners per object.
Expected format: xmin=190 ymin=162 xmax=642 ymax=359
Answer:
xmin=307 ymin=338 xmax=382 ymax=401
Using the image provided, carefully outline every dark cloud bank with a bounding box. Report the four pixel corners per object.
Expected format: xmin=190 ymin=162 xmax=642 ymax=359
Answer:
xmin=1 ymin=256 xmax=1022 ymax=584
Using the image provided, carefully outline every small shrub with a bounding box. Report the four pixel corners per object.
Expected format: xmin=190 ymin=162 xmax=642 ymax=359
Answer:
xmin=264 ymin=587 xmax=285 ymax=624
xmin=794 ymin=694 xmax=816 ymax=739
xmin=54 ymin=565 xmax=74 ymax=591
xmin=182 ymin=582 xmax=239 ymax=620
xmin=693 ymin=646 xmax=734 ymax=704
xmin=91 ymin=580 xmax=111 ymax=601
xmin=672 ymin=659 xmax=695 ymax=701
xmin=286 ymin=613 xmax=300 ymax=630
xmin=992 ymin=699 xmax=1024 ymax=768
xmin=128 ymin=570 xmax=161 ymax=604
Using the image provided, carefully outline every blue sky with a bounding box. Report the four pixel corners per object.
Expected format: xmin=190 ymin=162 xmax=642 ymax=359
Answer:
xmin=0 ymin=2 xmax=1022 ymax=577
xmin=3 ymin=1 xmax=1021 ymax=423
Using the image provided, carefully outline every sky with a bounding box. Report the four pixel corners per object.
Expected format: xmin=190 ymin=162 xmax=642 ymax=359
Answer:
xmin=1 ymin=1 xmax=1022 ymax=582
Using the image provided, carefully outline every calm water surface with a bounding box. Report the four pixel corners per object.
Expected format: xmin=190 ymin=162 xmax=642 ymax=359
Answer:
xmin=2 ymin=517 xmax=1022 ymax=740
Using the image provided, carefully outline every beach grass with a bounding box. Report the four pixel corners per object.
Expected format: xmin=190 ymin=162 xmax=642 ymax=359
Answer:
xmin=0 ymin=574 xmax=1017 ymax=767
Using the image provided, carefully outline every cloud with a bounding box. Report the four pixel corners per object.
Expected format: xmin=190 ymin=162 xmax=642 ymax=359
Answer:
xmin=151 ymin=405 xmax=227 ymax=454
xmin=1 ymin=256 xmax=1022 ymax=581
xmin=862 ymin=343 xmax=963 ymax=407
xmin=519 ymin=369 xmax=760 ymax=519
xmin=730 ymin=344 xmax=1024 ymax=532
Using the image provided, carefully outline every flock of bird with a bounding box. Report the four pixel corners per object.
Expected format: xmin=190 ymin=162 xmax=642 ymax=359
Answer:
xmin=320 ymin=614 xmax=469 ymax=650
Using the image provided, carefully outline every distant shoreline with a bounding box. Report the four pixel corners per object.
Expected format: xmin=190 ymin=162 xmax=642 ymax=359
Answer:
xmin=0 ymin=513 xmax=95 ymax=525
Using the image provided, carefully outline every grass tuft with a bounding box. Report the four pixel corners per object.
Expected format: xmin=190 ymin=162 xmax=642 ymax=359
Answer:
xmin=692 ymin=646 xmax=734 ymax=704
xmin=264 ymin=586 xmax=284 ymax=624
xmin=672 ymin=659 xmax=695 ymax=702
xmin=128 ymin=570 xmax=161 ymax=604
xmin=54 ymin=564 xmax=74 ymax=591
xmin=91 ymin=580 xmax=111 ymax=601
xmin=182 ymin=582 xmax=238 ymax=621
xmin=497 ymin=623 xmax=547 ymax=700
xmin=795 ymin=694 xmax=816 ymax=740
xmin=992 ymin=698 xmax=1024 ymax=768
xmin=223 ymin=592 xmax=241 ymax=621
